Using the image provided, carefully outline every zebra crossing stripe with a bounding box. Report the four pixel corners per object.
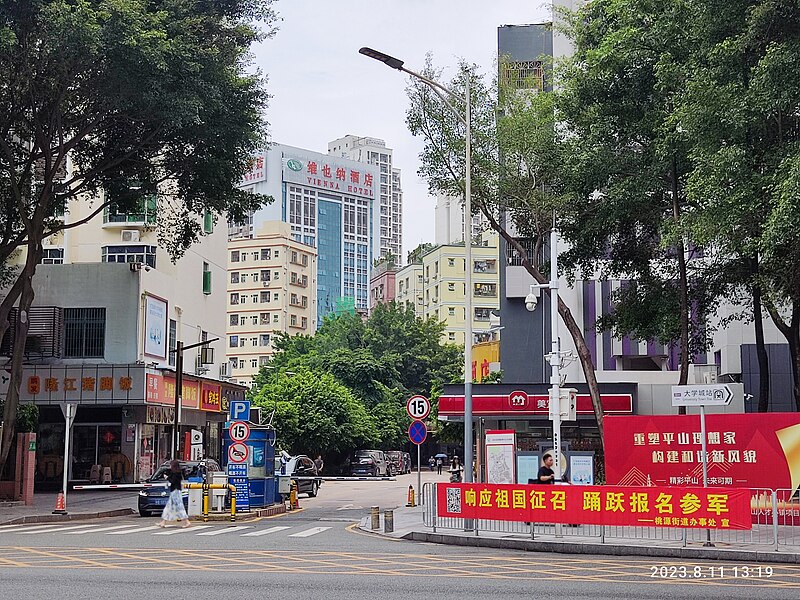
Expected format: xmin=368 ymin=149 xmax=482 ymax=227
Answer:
xmin=196 ymin=526 xmax=252 ymax=536
xmin=21 ymin=523 xmax=101 ymax=534
xmin=4 ymin=524 xmax=64 ymax=533
xmin=106 ymin=525 xmax=160 ymax=535
xmin=64 ymin=524 xmax=141 ymax=534
xmin=288 ymin=527 xmax=331 ymax=538
xmin=240 ymin=526 xmax=292 ymax=537
xmin=153 ymin=525 xmax=214 ymax=535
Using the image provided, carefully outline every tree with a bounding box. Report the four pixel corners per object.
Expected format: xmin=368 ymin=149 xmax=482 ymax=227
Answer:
xmin=0 ymin=0 xmax=277 ymax=471
xmin=404 ymin=57 xmax=608 ymax=443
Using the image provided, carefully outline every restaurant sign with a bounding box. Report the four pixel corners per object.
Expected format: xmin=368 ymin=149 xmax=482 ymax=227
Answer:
xmin=21 ymin=366 xmax=144 ymax=403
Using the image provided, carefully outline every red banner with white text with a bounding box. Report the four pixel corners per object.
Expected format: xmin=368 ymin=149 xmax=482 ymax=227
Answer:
xmin=437 ymin=483 xmax=752 ymax=530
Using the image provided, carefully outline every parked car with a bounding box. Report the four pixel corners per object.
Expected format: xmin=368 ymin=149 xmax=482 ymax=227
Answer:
xmin=386 ymin=451 xmax=405 ymax=475
xmin=402 ymin=452 xmax=412 ymax=473
xmin=281 ymin=455 xmax=321 ymax=498
xmin=137 ymin=459 xmax=221 ymax=517
xmin=348 ymin=450 xmax=390 ymax=477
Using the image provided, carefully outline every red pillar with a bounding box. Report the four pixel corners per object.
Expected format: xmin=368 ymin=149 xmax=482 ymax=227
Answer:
xmin=15 ymin=433 xmax=36 ymax=505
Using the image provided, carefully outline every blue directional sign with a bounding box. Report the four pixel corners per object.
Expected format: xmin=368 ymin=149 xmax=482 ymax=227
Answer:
xmin=229 ymin=400 xmax=250 ymax=422
xmin=408 ymin=420 xmax=427 ymax=445
xmin=227 ymin=462 xmax=250 ymax=510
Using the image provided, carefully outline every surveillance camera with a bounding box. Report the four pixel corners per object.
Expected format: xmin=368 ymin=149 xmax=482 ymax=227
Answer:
xmin=525 ymin=291 xmax=538 ymax=312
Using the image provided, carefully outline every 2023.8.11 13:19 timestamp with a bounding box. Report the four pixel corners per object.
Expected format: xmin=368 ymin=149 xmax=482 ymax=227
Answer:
xmin=650 ymin=565 xmax=774 ymax=579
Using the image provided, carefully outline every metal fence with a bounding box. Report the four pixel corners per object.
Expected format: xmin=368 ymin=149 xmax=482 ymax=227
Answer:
xmin=421 ymin=483 xmax=800 ymax=552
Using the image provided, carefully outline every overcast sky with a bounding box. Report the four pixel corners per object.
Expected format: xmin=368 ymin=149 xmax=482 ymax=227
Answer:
xmin=252 ymin=1 xmax=551 ymax=258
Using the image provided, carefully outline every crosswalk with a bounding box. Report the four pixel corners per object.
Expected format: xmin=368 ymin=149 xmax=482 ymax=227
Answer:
xmin=0 ymin=521 xmax=333 ymax=539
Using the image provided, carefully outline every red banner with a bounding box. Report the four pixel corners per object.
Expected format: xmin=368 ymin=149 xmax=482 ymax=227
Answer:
xmin=437 ymin=483 xmax=752 ymax=530
xmin=438 ymin=392 xmax=632 ymax=417
xmin=604 ymin=414 xmax=800 ymax=522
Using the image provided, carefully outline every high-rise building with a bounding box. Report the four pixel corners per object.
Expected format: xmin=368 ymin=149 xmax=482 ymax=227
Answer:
xmin=434 ymin=192 xmax=486 ymax=245
xmin=226 ymin=221 xmax=317 ymax=386
xmin=237 ymin=144 xmax=380 ymax=323
xmin=328 ymin=135 xmax=403 ymax=265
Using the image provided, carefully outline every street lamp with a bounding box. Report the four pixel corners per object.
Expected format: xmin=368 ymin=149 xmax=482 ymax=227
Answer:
xmin=170 ymin=338 xmax=219 ymax=458
xmin=359 ymin=47 xmax=475 ymax=483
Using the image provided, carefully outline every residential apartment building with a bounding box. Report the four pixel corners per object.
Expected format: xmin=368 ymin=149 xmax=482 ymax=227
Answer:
xmin=1 ymin=191 xmax=244 ymax=488
xmin=238 ymin=144 xmax=380 ymax=323
xmin=434 ymin=192 xmax=486 ymax=245
xmin=328 ymin=135 xmax=403 ymax=265
xmin=394 ymin=261 xmax=424 ymax=319
xmin=226 ymin=221 xmax=317 ymax=386
xmin=369 ymin=261 xmax=397 ymax=308
xmin=420 ymin=233 xmax=500 ymax=346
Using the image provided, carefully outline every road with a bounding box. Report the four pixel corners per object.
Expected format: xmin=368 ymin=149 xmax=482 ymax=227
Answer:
xmin=1 ymin=470 xmax=798 ymax=599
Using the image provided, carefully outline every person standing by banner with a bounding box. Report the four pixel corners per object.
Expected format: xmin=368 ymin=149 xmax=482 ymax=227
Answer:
xmin=537 ymin=454 xmax=556 ymax=484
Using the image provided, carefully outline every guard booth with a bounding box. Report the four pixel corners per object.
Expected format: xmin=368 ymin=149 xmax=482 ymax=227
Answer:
xmin=222 ymin=425 xmax=276 ymax=508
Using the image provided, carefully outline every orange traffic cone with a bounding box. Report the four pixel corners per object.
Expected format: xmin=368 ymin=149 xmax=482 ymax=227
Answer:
xmin=406 ymin=485 xmax=415 ymax=507
xmin=52 ymin=491 xmax=67 ymax=515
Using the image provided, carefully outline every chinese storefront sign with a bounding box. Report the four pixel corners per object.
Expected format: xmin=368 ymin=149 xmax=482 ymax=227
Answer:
xmin=21 ymin=366 xmax=143 ymax=403
xmin=146 ymin=405 xmax=175 ymax=425
xmin=437 ymin=483 xmax=752 ymax=530
xmin=201 ymin=383 xmax=221 ymax=412
xmin=282 ymin=153 xmax=378 ymax=200
xmin=438 ymin=391 xmax=633 ymax=417
xmin=241 ymin=152 xmax=267 ymax=185
xmin=604 ymin=414 xmax=800 ymax=520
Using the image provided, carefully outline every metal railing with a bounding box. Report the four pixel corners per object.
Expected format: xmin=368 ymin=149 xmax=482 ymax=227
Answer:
xmin=423 ymin=483 xmax=800 ymax=551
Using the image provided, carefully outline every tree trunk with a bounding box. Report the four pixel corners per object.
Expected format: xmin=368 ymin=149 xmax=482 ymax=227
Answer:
xmin=751 ymin=258 xmax=770 ymax=412
xmin=671 ymin=156 xmax=690 ymax=414
xmin=480 ymin=208 xmax=605 ymax=445
xmin=0 ymin=273 xmax=25 ymax=347
xmin=766 ymin=303 xmax=800 ymax=412
xmin=0 ymin=243 xmax=41 ymax=477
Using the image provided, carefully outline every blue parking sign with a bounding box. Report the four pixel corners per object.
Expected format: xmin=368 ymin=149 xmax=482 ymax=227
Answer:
xmin=229 ymin=400 xmax=250 ymax=422
xmin=227 ymin=463 xmax=250 ymax=510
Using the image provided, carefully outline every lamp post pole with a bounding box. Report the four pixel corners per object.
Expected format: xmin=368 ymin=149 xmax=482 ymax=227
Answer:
xmin=358 ymin=47 xmax=474 ymax=482
xmin=171 ymin=337 xmax=219 ymax=459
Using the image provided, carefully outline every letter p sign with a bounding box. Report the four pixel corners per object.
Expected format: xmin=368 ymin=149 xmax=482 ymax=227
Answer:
xmin=229 ymin=400 xmax=250 ymax=422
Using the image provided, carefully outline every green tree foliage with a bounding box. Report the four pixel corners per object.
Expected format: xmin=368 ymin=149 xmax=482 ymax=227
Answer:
xmin=0 ymin=0 xmax=277 ymax=470
xmin=252 ymin=302 xmax=461 ymax=455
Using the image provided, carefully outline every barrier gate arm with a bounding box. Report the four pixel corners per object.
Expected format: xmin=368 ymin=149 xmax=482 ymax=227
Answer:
xmin=187 ymin=483 xmax=237 ymax=522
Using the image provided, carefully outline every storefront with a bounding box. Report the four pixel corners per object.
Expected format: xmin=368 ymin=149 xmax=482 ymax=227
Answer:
xmin=21 ymin=364 xmax=243 ymax=490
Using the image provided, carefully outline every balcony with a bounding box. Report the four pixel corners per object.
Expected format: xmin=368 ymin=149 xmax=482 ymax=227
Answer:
xmin=102 ymin=197 xmax=157 ymax=228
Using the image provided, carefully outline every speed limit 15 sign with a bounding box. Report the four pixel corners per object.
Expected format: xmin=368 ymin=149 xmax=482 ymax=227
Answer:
xmin=229 ymin=421 xmax=250 ymax=443
xmin=406 ymin=395 xmax=431 ymax=420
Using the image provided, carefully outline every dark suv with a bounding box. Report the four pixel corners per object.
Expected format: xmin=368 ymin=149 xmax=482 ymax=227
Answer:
xmin=386 ymin=451 xmax=405 ymax=475
xmin=280 ymin=455 xmax=321 ymax=497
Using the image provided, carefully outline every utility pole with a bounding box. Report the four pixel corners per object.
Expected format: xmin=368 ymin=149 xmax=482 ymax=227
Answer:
xmin=171 ymin=338 xmax=218 ymax=459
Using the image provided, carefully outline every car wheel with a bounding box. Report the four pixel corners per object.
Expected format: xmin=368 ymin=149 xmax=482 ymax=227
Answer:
xmin=307 ymin=482 xmax=318 ymax=498
xmin=139 ymin=508 xmax=151 ymax=517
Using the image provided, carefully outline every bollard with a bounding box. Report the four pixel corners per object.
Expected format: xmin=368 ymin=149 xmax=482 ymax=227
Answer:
xmin=384 ymin=509 xmax=394 ymax=533
xmin=406 ymin=485 xmax=415 ymax=507
xmin=202 ymin=483 xmax=209 ymax=523
xmin=289 ymin=480 xmax=299 ymax=510
xmin=370 ymin=506 xmax=380 ymax=530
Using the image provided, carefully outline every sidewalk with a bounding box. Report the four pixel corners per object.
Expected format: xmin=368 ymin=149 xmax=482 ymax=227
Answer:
xmin=0 ymin=490 xmax=136 ymax=525
xmin=358 ymin=504 xmax=800 ymax=565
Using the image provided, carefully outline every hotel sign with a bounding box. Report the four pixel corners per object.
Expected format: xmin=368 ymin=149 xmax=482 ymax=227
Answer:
xmin=282 ymin=153 xmax=378 ymax=200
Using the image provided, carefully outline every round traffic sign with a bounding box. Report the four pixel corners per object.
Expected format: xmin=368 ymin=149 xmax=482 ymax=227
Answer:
xmin=406 ymin=395 xmax=431 ymax=420
xmin=228 ymin=442 xmax=249 ymax=463
xmin=229 ymin=420 xmax=250 ymax=442
xmin=408 ymin=420 xmax=427 ymax=445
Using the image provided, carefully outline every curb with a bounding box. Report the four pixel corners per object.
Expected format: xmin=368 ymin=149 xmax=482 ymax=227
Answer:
xmin=1 ymin=508 xmax=136 ymax=526
xmin=401 ymin=530 xmax=800 ymax=564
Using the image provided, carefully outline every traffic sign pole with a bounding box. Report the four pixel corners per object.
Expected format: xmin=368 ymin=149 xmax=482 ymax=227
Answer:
xmin=417 ymin=443 xmax=421 ymax=505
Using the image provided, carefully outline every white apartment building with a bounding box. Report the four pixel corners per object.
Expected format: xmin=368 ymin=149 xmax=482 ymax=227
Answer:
xmin=434 ymin=193 xmax=487 ymax=245
xmin=328 ymin=135 xmax=403 ymax=264
xmin=394 ymin=262 xmax=424 ymax=319
xmin=226 ymin=221 xmax=317 ymax=386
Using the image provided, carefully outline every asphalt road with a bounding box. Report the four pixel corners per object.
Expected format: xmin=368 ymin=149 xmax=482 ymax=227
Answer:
xmin=2 ymin=471 xmax=799 ymax=599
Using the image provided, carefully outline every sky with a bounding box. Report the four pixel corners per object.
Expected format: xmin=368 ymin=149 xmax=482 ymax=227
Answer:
xmin=251 ymin=0 xmax=552 ymax=259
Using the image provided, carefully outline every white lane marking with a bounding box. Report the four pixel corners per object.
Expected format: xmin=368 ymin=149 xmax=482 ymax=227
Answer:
xmin=4 ymin=524 xmax=65 ymax=533
xmin=240 ymin=526 xmax=291 ymax=537
xmin=196 ymin=526 xmax=252 ymax=536
xmin=64 ymin=524 xmax=141 ymax=535
xmin=153 ymin=525 xmax=214 ymax=535
xmin=22 ymin=523 xmax=103 ymax=534
xmin=106 ymin=525 xmax=160 ymax=535
xmin=288 ymin=527 xmax=331 ymax=538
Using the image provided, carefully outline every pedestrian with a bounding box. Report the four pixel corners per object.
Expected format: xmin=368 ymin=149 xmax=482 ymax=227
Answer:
xmin=449 ymin=457 xmax=463 ymax=483
xmin=428 ymin=456 xmax=435 ymax=471
xmin=314 ymin=454 xmax=324 ymax=474
xmin=537 ymin=453 xmax=556 ymax=484
xmin=158 ymin=459 xmax=190 ymax=528
xmin=436 ymin=456 xmax=443 ymax=475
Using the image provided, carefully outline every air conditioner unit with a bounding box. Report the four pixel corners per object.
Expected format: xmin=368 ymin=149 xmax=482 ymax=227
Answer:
xmin=262 ymin=281 xmax=269 ymax=287
xmin=121 ymin=229 xmax=140 ymax=242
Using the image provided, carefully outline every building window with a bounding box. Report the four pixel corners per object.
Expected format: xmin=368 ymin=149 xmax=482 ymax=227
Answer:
xmin=260 ymin=313 xmax=269 ymax=325
xmin=251 ymin=294 xmax=258 ymax=303
xmin=273 ymin=293 xmax=279 ymax=301
xmin=230 ymin=272 xmax=239 ymax=284
xmin=101 ymin=245 xmax=156 ymax=268
xmin=291 ymin=250 xmax=299 ymax=264
xmin=251 ymin=358 xmax=258 ymax=369
xmin=230 ymin=293 xmax=239 ymax=305
xmin=448 ymin=307 xmax=455 ymax=316
xmin=448 ymin=283 xmax=455 ymax=292
xmin=229 ymin=335 xmax=239 ymax=348
xmin=251 ymin=337 xmax=258 ymax=347
xmin=290 ymin=314 xmax=297 ymax=327
xmin=448 ymin=258 xmax=455 ymax=268
xmin=474 ymin=259 xmax=497 ymax=273
xmin=202 ymin=262 xmax=211 ymax=295
xmin=274 ymin=250 xmax=279 ymax=258
xmin=301 ymin=316 xmax=307 ymax=329
xmin=260 ymin=270 xmax=270 ymax=282
xmin=259 ymin=356 xmax=269 ymax=367
xmin=475 ymin=307 xmax=492 ymax=321
xmin=260 ymin=334 xmax=270 ymax=346
xmin=474 ymin=283 xmax=497 ymax=297
xmin=168 ymin=319 xmax=177 ymax=366
xmin=231 ymin=250 xmax=240 ymax=263
xmin=260 ymin=291 xmax=270 ymax=303
xmin=64 ymin=308 xmax=105 ymax=358
xmin=251 ymin=315 xmax=258 ymax=325
xmin=239 ymin=338 xmax=246 ymax=347
xmin=230 ymin=314 xmax=239 ymax=326
xmin=273 ymin=271 xmax=279 ymax=280
xmin=448 ymin=332 xmax=456 ymax=341
xmin=41 ymin=248 xmax=65 ymax=264
xmin=239 ymin=359 xmax=245 ymax=368
xmin=260 ymin=248 xmax=271 ymax=260
xmin=302 ymin=254 xmax=308 ymax=266
xmin=273 ymin=314 xmax=279 ymax=323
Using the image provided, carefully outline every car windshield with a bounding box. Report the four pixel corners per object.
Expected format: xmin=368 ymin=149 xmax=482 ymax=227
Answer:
xmin=352 ymin=452 xmax=374 ymax=462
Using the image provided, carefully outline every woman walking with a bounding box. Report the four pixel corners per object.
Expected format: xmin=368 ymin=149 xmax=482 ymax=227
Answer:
xmin=158 ymin=459 xmax=190 ymax=528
